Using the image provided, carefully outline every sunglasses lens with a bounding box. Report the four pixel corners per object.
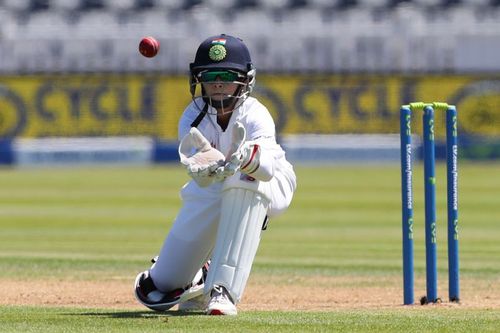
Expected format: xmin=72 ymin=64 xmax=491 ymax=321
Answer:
xmin=200 ymin=71 xmax=239 ymax=82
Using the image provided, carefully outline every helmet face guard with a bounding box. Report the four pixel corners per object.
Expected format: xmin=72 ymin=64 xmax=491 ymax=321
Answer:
xmin=189 ymin=34 xmax=256 ymax=114
xmin=190 ymin=69 xmax=255 ymax=115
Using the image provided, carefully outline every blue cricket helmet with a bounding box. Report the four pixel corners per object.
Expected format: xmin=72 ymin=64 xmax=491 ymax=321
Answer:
xmin=189 ymin=34 xmax=257 ymax=113
xmin=190 ymin=34 xmax=254 ymax=74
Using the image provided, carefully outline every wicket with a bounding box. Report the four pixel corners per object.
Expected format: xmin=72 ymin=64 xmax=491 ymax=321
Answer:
xmin=399 ymin=102 xmax=459 ymax=305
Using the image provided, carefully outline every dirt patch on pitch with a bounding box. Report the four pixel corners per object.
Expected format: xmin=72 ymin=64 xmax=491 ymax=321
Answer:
xmin=1 ymin=275 xmax=499 ymax=311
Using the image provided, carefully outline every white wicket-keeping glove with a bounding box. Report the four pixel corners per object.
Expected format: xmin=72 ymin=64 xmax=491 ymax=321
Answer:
xmin=213 ymin=122 xmax=262 ymax=181
xmin=235 ymin=141 xmax=262 ymax=175
xmin=213 ymin=122 xmax=246 ymax=181
xmin=179 ymin=127 xmax=225 ymax=187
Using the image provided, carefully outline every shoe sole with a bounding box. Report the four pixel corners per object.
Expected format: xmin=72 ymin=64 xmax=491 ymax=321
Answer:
xmin=207 ymin=309 xmax=237 ymax=316
xmin=208 ymin=309 xmax=224 ymax=315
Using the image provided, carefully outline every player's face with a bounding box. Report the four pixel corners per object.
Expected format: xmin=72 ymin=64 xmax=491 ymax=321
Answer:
xmin=199 ymin=70 xmax=244 ymax=101
xmin=195 ymin=70 xmax=248 ymax=114
xmin=202 ymin=80 xmax=239 ymax=102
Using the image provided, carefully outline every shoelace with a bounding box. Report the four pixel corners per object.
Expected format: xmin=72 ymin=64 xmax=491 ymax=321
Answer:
xmin=211 ymin=285 xmax=230 ymax=303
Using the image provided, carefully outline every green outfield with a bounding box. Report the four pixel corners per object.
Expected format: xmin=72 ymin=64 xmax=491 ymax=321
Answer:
xmin=0 ymin=163 xmax=499 ymax=332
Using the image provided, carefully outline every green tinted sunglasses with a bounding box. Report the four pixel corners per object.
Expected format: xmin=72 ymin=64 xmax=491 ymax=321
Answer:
xmin=199 ymin=70 xmax=242 ymax=82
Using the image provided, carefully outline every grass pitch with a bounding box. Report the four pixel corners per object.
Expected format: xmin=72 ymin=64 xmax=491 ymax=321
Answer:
xmin=0 ymin=163 xmax=499 ymax=332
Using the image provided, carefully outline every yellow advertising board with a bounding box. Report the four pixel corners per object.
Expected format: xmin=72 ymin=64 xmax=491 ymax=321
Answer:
xmin=0 ymin=75 xmax=185 ymax=139
xmin=1 ymin=74 xmax=499 ymax=139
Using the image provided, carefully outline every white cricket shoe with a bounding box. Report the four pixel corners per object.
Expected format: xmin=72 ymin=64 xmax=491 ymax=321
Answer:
xmin=206 ymin=285 xmax=237 ymax=316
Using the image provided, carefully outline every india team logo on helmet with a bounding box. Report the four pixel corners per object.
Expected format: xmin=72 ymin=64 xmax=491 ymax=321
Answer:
xmin=209 ymin=45 xmax=226 ymax=61
xmin=208 ymin=38 xmax=227 ymax=62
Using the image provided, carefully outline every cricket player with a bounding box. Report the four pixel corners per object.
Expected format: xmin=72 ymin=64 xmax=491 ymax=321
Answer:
xmin=134 ymin=34 xmax=297 ymax=315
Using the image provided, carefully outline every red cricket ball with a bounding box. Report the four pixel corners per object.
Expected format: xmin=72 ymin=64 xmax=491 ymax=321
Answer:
xmin=139 ymin=36 xmax=160 ymax=58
